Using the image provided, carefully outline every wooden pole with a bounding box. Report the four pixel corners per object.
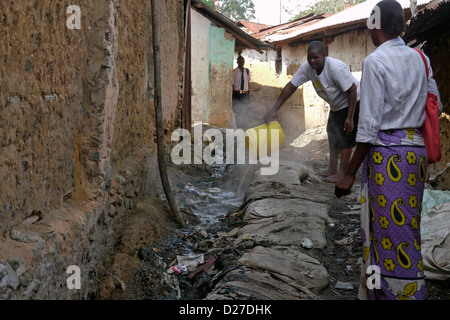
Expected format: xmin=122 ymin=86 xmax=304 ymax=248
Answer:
xmin=151 ymin=0 xmax=186 ymax=227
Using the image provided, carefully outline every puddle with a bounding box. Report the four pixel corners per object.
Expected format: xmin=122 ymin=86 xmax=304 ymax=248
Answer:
xmin=173 ymin=164 xmax=244 ymax=232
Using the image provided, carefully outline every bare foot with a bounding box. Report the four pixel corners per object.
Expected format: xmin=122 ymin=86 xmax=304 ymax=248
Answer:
xmin=323 ymin=172 xmax=344 ymax=183
xmin=317 ymin=170 xmax=336 ymax=177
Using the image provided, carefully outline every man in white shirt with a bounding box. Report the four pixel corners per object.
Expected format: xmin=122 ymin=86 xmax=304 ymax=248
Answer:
xmin=232 ymin=56 xmax=251 ymax=129
xmin=264 ymin=41 xmax=360 ymax=182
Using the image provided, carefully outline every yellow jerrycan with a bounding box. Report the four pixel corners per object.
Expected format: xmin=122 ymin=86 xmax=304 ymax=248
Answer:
xmin=245 ymin=121 xmax=286 ymax=160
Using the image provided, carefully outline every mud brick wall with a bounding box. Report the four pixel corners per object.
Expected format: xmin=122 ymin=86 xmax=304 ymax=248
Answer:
xmin=0 ymin=0 xmax=184 ymax=299
xmin=0 ymin=1 xmax=87 ymax=238
xmin=112 ymin=0 xmax=185 ymax=168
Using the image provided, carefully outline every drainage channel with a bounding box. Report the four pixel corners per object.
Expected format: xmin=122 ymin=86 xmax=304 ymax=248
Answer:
xmin=136 ymin=163 xmax=247 ymax=300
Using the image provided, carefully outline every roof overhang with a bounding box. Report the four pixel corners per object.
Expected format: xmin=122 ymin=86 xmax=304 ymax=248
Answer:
xmin=403 ymin=0 xmax=450 ymax=43
xmin=263 ymin=0 xmax=435 ymax=48
xmin=191 ymin=0 xmax=274 ymax=53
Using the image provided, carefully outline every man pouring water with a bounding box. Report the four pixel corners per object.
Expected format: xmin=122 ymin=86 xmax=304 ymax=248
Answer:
xmin=263 ymin=41 xmax=360 ymax=183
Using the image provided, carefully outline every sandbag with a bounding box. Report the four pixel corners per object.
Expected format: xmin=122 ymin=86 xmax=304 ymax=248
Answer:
xmin=207 ymin=268 xmax=317 ymax=300
xmin=234 ymin=198 xmax=329 ymax=249
xmin=421 ymin=201 xmax=450 ymax=280
xmin=238 ymin=246 xmax=329 ymax=293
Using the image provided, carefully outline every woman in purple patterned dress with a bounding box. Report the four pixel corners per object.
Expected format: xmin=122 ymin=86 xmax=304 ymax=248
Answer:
xmin=335 ymin=0 xmax=441 ymax=300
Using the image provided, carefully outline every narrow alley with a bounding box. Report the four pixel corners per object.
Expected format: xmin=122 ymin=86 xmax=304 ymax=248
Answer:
xmin=96 ymin=126 xmax=450 ymax=301
xmin=0 ymin=0 xmax=449 ymax=306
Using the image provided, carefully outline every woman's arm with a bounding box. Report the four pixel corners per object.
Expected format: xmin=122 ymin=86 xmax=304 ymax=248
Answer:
xmin=335 ymin=142 xmax=371 ymax=197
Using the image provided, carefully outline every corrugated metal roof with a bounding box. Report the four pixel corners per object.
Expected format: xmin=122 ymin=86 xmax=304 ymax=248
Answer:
xmin=237 ymin=21 xmax=273 ymax=34
xmin=262 ymin=0 xmax=435 ymax=43
xmin=403 ymin=0 xmax=450 ymax=41
xmin=250 ymin=13 xmax=328 ymax=39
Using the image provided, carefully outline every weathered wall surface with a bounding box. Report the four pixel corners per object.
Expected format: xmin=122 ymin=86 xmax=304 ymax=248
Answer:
xmin=238 ymin=49 xmax=305 ymax=138
xmin=191 ymin=10 xmax=235 ymax=128
xmin=282 ymin=43 xmax=329 ymax=130
xmin=112 ymin=0 xmax=184 ymax=179
xmin=327 ymin=29 xmax=376 ymax=73
xmin=191 ymin=9 xmax=210 ymax=124
xmin=0 ymin=0 xmax=184 ymax=299
xmin=0 ymin=0 xmax=86 ymax=239
xmin=208 ymin=26 xmax=235 ymax=128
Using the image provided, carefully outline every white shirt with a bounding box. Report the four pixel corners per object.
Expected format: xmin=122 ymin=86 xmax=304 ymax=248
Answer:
xmin=233 ymin=67 xmax=251 ymax=91
xmin=291 ymin=56 xmax=360 ymax=112
xmin=356 ymin=38 xmax=442 ymax=145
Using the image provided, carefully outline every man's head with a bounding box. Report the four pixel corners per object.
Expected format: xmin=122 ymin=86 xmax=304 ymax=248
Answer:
xmin=368 ymin=0 xmax=405 ymax=46
xmin=307 ymin=41 xmax=326 ymax=71
xmin=237 ymin=56 xmax=245 ymax=69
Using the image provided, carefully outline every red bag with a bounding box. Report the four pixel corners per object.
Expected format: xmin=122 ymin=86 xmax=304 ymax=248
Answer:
xmin=415 ymin=49 xmax=441 ymax=164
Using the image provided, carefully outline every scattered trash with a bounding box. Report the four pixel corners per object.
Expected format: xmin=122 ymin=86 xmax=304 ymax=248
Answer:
xmin=341 ymin=210 xmax=360 ymax=215
xmin=188 ymin=257 xmax=217 ymax=281
xmin=194 ymin=226 xmax=208 ymax=239
xmin=348 ymin=204 xmax=361 ymax=211
xmin=183 ymin=184 xmax=208 ymax=198
xmin=327 ymin=218 xmax=336 ymax=228
xmin=335 ymin=237 xmax=353 ymax=245
xmin=301 ymin=238 xmax=313 ymax=249
xmin=217 ymin=227 xmax=239 ymax=238
xmin=335 ymin=281 xmax=354 ymax=291
xmin=136 ymin=159 xmax=375 ymax=300
xmin=209 ymin=266 xmax=239 ymax=288
xmin=208 ymin=187 xmax=222 ymax=194
xmin=168 ymin=265 xmax=188 ymax=274
xmin=176 ymin=253 xmax=204 ymax=271
xmin=184 ymin=184 xmax=197 ymax=194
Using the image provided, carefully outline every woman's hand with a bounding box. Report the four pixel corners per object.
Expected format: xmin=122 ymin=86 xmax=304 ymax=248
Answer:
xmin=335 ymin=173 xmax=355 ymax=198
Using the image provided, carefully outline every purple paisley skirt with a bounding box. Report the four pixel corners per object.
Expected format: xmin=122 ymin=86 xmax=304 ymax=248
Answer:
xmin=358 ymin=129 xmax=427 ymax=300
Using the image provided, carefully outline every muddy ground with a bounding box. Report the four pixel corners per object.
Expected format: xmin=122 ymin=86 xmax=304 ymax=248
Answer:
xmin=97 ymin=127 xmax=450 ymax=301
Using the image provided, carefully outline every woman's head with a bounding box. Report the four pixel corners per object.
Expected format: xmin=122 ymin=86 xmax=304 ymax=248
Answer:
xmin=377 ymin=0 xmax=405 ymax=37
xmin=369 ymin=0 xmax=405 ymax=46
